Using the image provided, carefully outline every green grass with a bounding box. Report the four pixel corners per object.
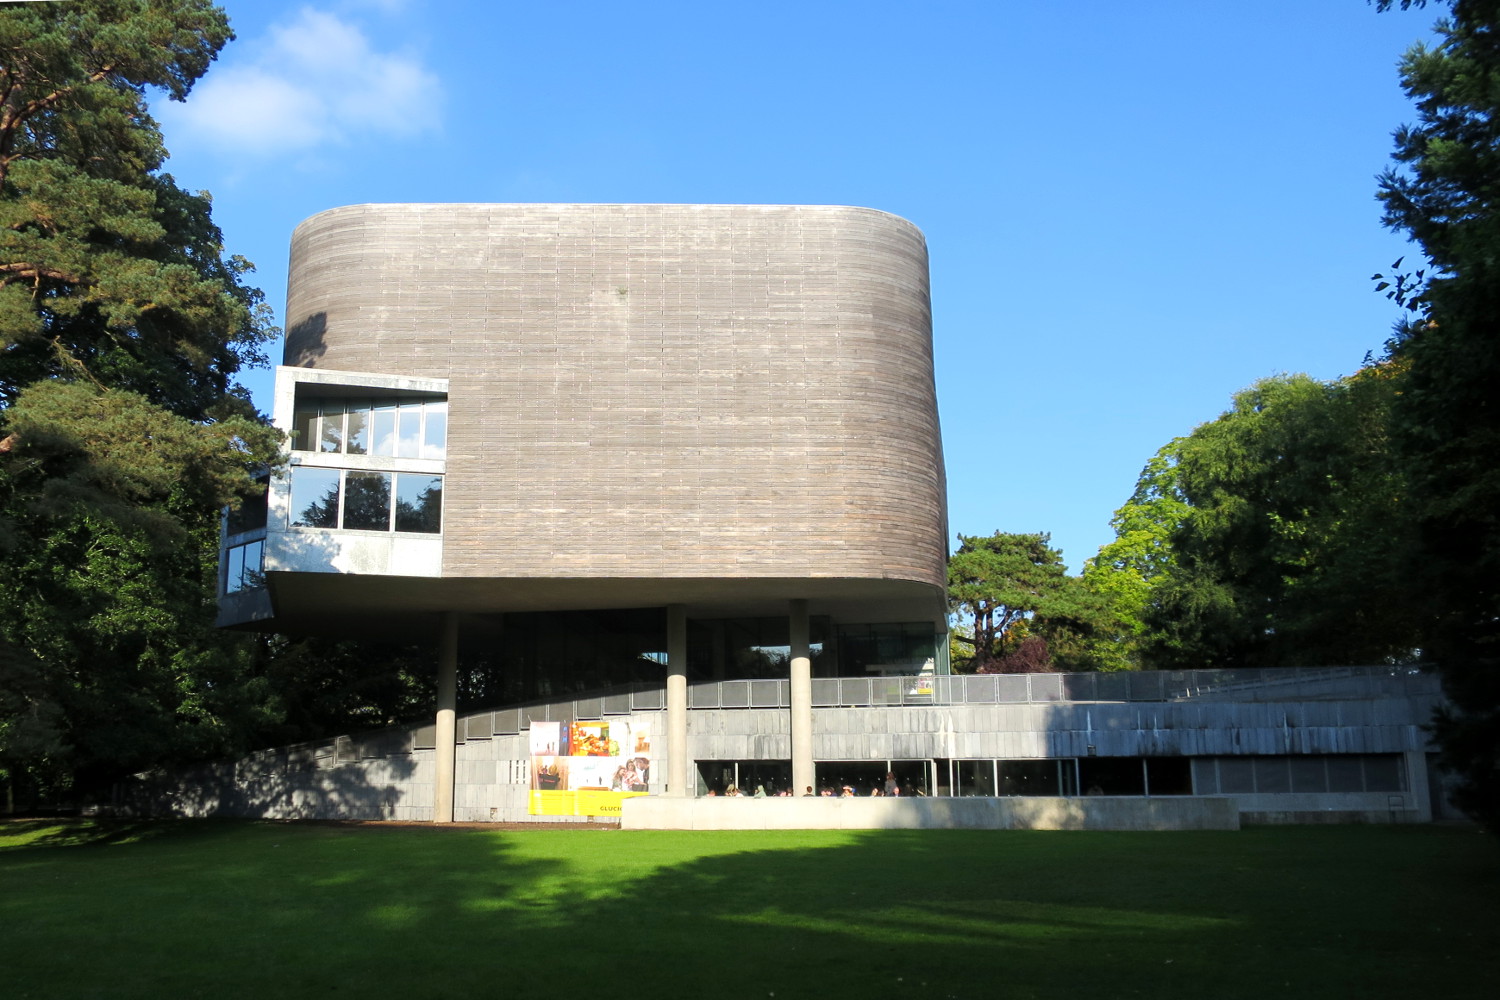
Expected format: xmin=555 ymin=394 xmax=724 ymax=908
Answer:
xmin=1 ymin=820 xmax=1495 ymax=1000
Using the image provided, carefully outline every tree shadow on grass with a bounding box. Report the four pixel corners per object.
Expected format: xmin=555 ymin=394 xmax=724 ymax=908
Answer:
xmin=0 ymin=817 xmax=180 ymax=850
xmin=1 ymin=824 xmax=1495 ymax=1000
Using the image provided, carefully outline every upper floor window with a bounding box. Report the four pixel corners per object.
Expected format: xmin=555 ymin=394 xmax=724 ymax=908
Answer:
xmin=289 ymin=468 xmax=443 ymax=534
xmin=292 ymin=396 xmax=447 ymax=459
xmin=225 ymin=539 xmax=264 ymax=593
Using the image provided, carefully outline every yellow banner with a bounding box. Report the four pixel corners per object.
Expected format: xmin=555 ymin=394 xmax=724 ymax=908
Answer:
xmin=529 ymin=789 xmax=646 ymax=817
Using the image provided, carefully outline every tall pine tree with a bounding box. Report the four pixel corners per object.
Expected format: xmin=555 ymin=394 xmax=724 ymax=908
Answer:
xmin=0 ymin=1 xmax=280 ymax=806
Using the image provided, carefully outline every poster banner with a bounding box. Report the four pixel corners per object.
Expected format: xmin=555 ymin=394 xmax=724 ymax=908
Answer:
xmin=528 ymin=719 xmax=652 ymax=816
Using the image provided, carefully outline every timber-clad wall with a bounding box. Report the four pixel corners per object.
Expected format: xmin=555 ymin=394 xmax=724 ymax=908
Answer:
xmin=281 ymin=204 xmax=946 ymax=586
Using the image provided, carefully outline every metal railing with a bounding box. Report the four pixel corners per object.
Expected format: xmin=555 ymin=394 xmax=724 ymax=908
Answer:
xmin=436 ymin=665 xmax=1439 ymax=743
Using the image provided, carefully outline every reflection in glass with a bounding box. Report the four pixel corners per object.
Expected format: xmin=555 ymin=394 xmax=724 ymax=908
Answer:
xmin=397 ymin=404 xmax=422 ymax=458
xmin=242 ymin=539 xmax=264 ymax=589
xmin=226 ymin=544 xmax=245 ymax=593
xmin=292 ymin=406 xmax=318 ymax=453
xmin=343 ymin=471 xmax=392 ymax=530
xmin=293 ymin=396 xmax=447 ymax=456
xmin=423 ymin=400 xmax=447 ymax=459
xmin=290 ymin=467 xmax=340 ymax=527
xmin=226 ymin=484 xmax=269 ymax=535
xmin=345 ymin=403 xmax=369 ymax=455
xmin=395 ymin=474 xmax=442 ymax=533
xmin=371 ymin=403 xmax=397 ymax=456
xmin=319 ymin=404 xmax=344 ymax=453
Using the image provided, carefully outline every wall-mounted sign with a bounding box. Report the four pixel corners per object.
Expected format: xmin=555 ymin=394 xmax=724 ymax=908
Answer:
xmin=528 ymin=719 xmax=652 ymax=816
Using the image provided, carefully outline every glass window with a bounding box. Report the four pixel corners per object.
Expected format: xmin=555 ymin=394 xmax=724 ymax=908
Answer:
xmin=1289 ymin=757 xmax=1327 ymax=793
xmin=371 ymin=403 xmax=397 ymax=457
xmin=1254 ymin=756 xmax=1291 ymax=793
xmin=397 ymin=403 xmax=422 ymax=458
xmin=290 ymin=467 xmax=341 ymax=528
xmin=226 ymin=544 xmax=245 ymax=593
xmin=294 ymin=395 xmax=446 ymax=456
xmin=395 ymin=474 xmax=442 ymax=533
xmin=224 ymin=539 xmax=265 ymax=593
xmin=1218 ymin=758 xmax=1255 ymax=794
xmin=1363 ymin=755 xmax=1405 ymax=793
xmin=292 ymin=405 xmax=319 ymax=453
xmin=342 ymin=472 xmax=392 ymax=530
xmin=952 ymin=760 xmax=995 ymax=797
xmin=242 ymin=539 xmax=264 ymax=589
xmin=226 ymin=484 xmax=268 ymax=535
xmin=999 ymin=759 xmax=1060 ymax=796
xmin=423 ymin=400 xmax=447 ymax=459
xmin=1192 ymin=757 xmax=1218 ymax=795
xmin=1327 ymin=756 xmax=1365 ymax=793
xmin=319 ymin=403 xmax=345 ymax=453
xmin=1145 ymin=757 xmax=1193 ymax=795
xmin=345 ymin=402 xmax=369 ymax=455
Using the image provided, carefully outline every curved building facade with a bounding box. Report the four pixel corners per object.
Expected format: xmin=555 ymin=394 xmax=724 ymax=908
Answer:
xmin=218 ymin=204 xmax=950 ymax=819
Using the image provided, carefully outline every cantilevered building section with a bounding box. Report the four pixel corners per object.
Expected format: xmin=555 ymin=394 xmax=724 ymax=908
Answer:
xmin=218 ymin=204 xmax=950 ymax=820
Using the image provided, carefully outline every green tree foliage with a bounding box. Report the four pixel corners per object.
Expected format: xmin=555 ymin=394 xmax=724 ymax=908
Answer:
xmin=1080 ymin=448 xmax=1190 ymax=671
xmin=948 ymin=532 xmax=1116 ymax=673
xmin=0 ymin=1 xmax=281 ymax=806
xmin=1126 ymin=372 xmax=1418 ymax=670
xmin=1374 ymin=0 xmax=1500 ymax=831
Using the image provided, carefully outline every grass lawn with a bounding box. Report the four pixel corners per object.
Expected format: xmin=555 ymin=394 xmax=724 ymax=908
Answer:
xmin=1 ymin=820 xmax=1495 ymax=1000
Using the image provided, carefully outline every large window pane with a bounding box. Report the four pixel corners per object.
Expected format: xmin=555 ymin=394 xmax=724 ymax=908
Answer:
xmin=1253 ymin=756 xmax=1291 ymax=793
xmin=342 ymin=471 xmax=392 ymax=530
xmin=226 ymin=544 xmax=245 ymax=593
xmin=319 ymin=404 xmax=345 ymax=453
xmin=371 ymin=403 xmax=397 ymax=456
xmin=1363 ymin=755 xmax=1405 ymax=793
xmin=292 ymin=405 xmax=318 ymax=453
xmin=1192 ymin=757 xmax=1218 ymax=794
xmin=397 ymin=403 xmax=422 ymax=458
xmin=345 ymin=403 xmax=369 ymax=455
xmin=953 ymin=760 xmax=995 ymax=797
xmin=290 ymin=467 xmax=340 ymax=528
xmin=423 ymin=400 xmax=447 ymax=459
xmin=1327 ymin=756 xmax=1365 ymax=793
xmin=999 ymin=759 xmax=1059 ymax=796
xmin=395 ymin=474 xmax=442 ymax=533
xmin=1289 ymin=757 xmax=1327 ymax=793
xmin=1218 ymin=758 xmax=1255 ymax=794
xmin=242 ymin=539 xmax=264 ymax=589
xmin=226 ymin=485 xmax=268 ymax=535
xmin=1145 ymin=757 xmax=1193 ymax=795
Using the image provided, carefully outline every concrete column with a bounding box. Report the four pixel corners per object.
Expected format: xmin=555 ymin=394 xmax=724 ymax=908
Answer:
xmin=434 ymin=612 xmax=458 ymax=823
xmin=666 ymin=604 xmax=689 ymax=796
xmin=790 ymin=599 xmax=814 ymax=796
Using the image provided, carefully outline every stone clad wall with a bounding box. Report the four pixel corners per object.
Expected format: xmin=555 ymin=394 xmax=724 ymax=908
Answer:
xmin=112 ymin=680 xmax=1439 ymax=825
xmin=282 ymin=203 xmax=946 ymax=587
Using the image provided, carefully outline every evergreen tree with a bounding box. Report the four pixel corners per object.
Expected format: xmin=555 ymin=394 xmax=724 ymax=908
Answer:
xmin=1375 ymin=0 xmax=1500 ymax=830
xmin=0 ymin=1 xmax=280 ymax=807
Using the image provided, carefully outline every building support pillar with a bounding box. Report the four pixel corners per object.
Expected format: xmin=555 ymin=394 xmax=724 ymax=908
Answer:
xmin=790 ymin=598 xmax=814 ymax=796
xmin=434 ymin=612 xmax=458 ymax=823
xmin=667 ymin=604 xmax=689 ymax=796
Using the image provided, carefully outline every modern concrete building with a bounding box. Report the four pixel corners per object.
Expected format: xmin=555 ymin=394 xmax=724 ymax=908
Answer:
xmin=217 ymin=203 xmax=950 ymax=822
xmin=192 ymin=203 xmax=1448 ymax=830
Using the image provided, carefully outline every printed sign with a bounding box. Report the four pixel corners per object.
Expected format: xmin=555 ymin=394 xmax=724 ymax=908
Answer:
xmin=528 ymin=719 xmax=652 ymax=816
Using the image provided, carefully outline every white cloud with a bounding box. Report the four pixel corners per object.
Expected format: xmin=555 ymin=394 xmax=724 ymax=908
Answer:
xmin=160 ymin=5 xmax=441 ymax=156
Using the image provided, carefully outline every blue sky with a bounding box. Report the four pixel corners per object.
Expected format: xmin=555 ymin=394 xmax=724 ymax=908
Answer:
xmin=153 ymin=0 xmax=1437 ymax=571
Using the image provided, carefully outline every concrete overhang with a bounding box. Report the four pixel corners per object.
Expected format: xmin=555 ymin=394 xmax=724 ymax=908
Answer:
xmin=226 ymin=572 xmax=947 ymax=639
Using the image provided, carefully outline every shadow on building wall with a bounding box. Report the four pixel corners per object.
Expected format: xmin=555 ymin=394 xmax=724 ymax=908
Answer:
xmin=283 ymin=311 xmax=327 ymax=369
